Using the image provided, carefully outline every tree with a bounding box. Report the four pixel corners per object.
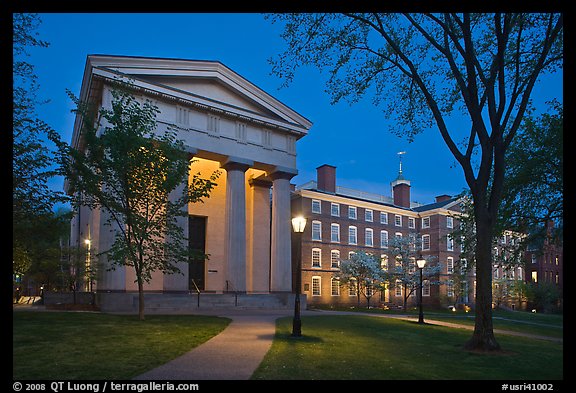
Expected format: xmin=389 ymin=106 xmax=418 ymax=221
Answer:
xmin=49 ymin=82 xmax=219 ymax=320
xmin=337 ymin=251 xmax=384 ymax=308
xmin=13 ymin=13 xmax=66 ymax=280
xmin=268 ymin=13 xmax=562 ymax=351
xmin=386 ymin=235 xmax=441 ymax=310
xmin=499 ymin=100 xmax=563 ymax=245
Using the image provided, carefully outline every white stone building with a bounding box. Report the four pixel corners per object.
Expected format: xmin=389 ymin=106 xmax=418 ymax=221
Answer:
xmin=68 ymin=55 xmax=312 ymax=311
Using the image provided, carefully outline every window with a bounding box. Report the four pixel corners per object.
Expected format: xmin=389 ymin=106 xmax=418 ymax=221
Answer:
xmin=446 ymin=216 xmax=453 ymax=229
xmin=447 ymin=280 xmax=454 ymax=297
xmin=395 ymin=280 xmax=402 ymax=297
xmin=460 ymin=258 xmax=467 ymax=274
xmin=447 ymin=257 xmax=454 ymax=274
xmin=380 ymin=255 xmax=389 ymax=270
xmin=447 ymin=235 xmax=454 ymax=251
xmin=422 ymin=280 xmax=430 ymax=296
xmin=395 ymin=215 xmax=402 ymax=227
xmin=312 ymin=276 xmax=321 ymax=296
xmin=312 ymin=248 xmax=321 ymax=268
xmin=312 ymin=200 xmax=321 ymax=214
xmin=348 ymin=226 xmax=357 ymax=245
xmin=365 ymin=209 xmax=373 ymax=222
xmin=331 ymin=277 xmax=340 ymax=296
xmin=395 ymin=232 xmax=403 ymax=239
xmin=380 ymin=230 xmax=389 ymax=249
xmin=422 ymin=217 xmax=430 ymax=228
xmin=380 ymin=212 xmax=388 ymax=224
xmin=408 ymin=257 xmax=416 ymax=274
xmin=348 ymin=206 xmax=357 ymax=220
xmin=331 ymin=250 xmax=340 ymax=269
xmin=409 ymin=233 xmax=416 ymax=251
xmin=312 ymin=221 xmax=322 ymax=241
xmin=531 ymin=253 xmax=537 ymax=264
xmin=331 ymin=203 xmax=340 ymax=217
xmin=422 ymin=234 xmax=430 ymax=250
xmin=331 ymin=223 xmax=340 ymax=243
xmin=348 ymin=278 xmax=357 ymax=296
xmin=408 ymin=217 xmax=415 ymax=229
xmin=365 ymin=228 xmax=374 ymax=247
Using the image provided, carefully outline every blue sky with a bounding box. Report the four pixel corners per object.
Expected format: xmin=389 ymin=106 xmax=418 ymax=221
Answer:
xmin=28 ymin=13 xmax=563 ymax=206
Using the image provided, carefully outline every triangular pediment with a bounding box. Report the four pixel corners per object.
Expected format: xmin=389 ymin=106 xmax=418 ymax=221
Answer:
xmin=138 ymin=75 xmax=285 ymax=122
xmin=84 ymin=55 xmax=312 ymax=134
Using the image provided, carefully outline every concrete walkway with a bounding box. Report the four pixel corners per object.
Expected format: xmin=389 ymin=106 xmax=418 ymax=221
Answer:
xmin=130 ymin=308 xmax=562 ymax=380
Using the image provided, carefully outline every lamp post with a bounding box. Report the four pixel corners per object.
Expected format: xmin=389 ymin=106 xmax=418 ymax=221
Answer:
xmin=291 ymin=216 xmax=307 ymax=337
xmin=84 ymin=239 xmax=92 ymax=292
xmin=416 ymin=256 xmax=427 ymax=324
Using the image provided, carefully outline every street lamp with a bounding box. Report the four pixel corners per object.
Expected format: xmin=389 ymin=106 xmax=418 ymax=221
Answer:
xmin=84 ymin=238 xmax=92 ymax=292
xmin=291 ymin=216 xmax=307 ymax=337
xmin=416 ymin=256 xmax=427 ymax=324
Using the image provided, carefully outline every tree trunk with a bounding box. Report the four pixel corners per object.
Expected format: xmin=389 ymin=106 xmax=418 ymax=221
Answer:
xmin=464 ymin=215 xmax=501 ymax=351
xmin=138 ymin=278 xmax=145 ymax=321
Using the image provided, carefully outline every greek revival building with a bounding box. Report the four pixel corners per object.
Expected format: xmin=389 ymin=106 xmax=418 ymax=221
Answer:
xmin=68 ymin=55 xmax=312 ymax=311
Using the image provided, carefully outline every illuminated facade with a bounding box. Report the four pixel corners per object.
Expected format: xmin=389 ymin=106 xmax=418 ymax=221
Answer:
xmin=67 ymin=55 xmax=312 ymax=311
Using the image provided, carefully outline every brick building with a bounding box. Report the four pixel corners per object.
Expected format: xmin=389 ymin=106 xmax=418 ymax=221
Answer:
xmin=291 ymin=164 xmax=466 ymax=309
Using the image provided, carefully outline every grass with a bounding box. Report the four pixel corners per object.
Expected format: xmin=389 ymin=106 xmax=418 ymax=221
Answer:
xmin=251 ymin=315 xmax=563 ymax=380
xmin=312 ymin=305 xmax=564 ymax=339
xmin=13 ymin=311 xmax=230 ymax=380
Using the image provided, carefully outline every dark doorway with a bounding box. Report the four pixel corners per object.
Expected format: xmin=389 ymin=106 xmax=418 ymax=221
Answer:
xmin=188 ymin=215 xmax=207 ymax=291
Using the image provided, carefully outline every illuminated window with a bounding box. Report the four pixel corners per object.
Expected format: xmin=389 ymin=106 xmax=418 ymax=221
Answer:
xmin=331 ymin=277 xmax=340 ymax=296
xmin=312 ymin=276 xmax=321 ymax=296
xmin=531 ymin=271 xmax=538 ymax=282
xmin=331 ymin=250 xmax=340 ymax=269
xmin=311 ymin=248 xmax=321 ymax=268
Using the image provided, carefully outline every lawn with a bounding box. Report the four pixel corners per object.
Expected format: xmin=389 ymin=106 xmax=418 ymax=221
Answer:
xmin=251 ymin=315 xmax=563 ymax=380
xmin=13 ymin=311 xmax=230 ymax=380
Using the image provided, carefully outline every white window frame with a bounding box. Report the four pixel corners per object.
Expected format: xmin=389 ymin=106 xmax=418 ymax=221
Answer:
xmin=380 ymin=211 xmax=388 ymax=224
xmin=422 ymin=234 xmax=430 ymax=250
xmin=447 ymin=257 xmax=454 ymax=274
xmin=380 ymin=230 xmax=389 ymax=249
xmin=312 ymin=276 xmax=321 ymax=296
xmin=348 ymin=278 xmax=357 ymax=296
xmin=447 ymin=235 xmax=454 ymax=251
xmin=365 ymin=228 xmax=374 ymax=247
xmin=395 ymin=214 xmax=402 ymax=227
xmin=311 ymin=199 xmax=321 ymax=214
xmin=331 ymin=202 xmax=340 ymax=217
xmin=365 ymin=209 xmax=373 ymax=222
xmin=348 ymin=226 xmax=357 ymax=245
xmin=408 ymin=217 xmax=415 ymax=229
xmin=348 ymin=206 xmax=357 ymax=220
xmin=331 ymin=250 xmax=340 ymax=269
xmin=331 ymin=223 xmax=340 ymax=243
xmin=422 ymin=216 xmax=430 ymax=229
xmin=311 ymin=248 xmax=322 ymax=268
xmin=311 ymin=220 xmax=322 ymax=241
xmin=423 ymin=280 xmax=430 ymax=297
xmin=446 ymin=216 xmax=454 ymax=229
xmin=380 ymin=254 xmax=389 ymax=270
xmin=331 ymin=277 xmax=340 ymax=296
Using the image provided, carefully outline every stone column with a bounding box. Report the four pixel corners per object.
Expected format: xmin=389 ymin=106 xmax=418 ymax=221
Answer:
xmin=270 ymin=169 xmax=297 ymax=292
xmin=222 ymin=158 xmax=253 ymax=293
xmin=247 ymin=176 xmax=272 ymax=293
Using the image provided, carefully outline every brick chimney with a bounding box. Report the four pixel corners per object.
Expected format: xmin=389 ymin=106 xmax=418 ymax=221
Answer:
xmin=435 ymin=194 xmax=451 ymax=203
xmin=391 ymin=179 xmax=411 ymax=208
xmin=317 ymin=164 xmax=336 ymax=193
